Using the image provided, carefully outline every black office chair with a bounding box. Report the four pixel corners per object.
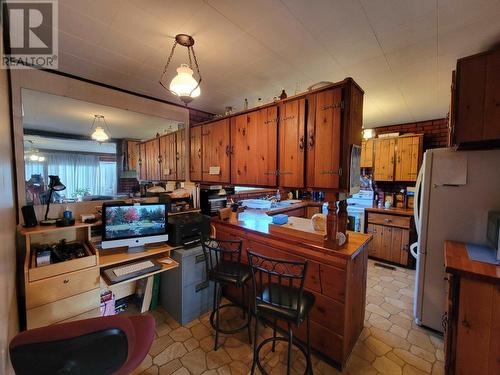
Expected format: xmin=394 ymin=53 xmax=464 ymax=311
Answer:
xmin=247 ymin=250 xmax=315 ymax=375
xmin=201 ymin=236 xmax=252 ymax=351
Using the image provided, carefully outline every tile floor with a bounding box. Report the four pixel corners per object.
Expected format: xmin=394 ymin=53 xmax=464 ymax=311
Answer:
xmin=133 ymin=260 xmax=445 ymax=375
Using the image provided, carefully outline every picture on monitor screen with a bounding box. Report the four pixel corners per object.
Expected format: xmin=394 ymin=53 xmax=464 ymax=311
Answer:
xmin=104 ymin=204 xmax=166 ymax=240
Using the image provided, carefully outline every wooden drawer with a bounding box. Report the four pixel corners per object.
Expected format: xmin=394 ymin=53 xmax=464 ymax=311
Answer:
xmin=310 ymin=293 xmax=344 ymax=335
xmin=27 ymin=288 xmax=100 ymax=329
xmin=59 ymin=307 xmax=101 ymax=324
xmin=26 ymin=267 xmax=99 ymax=309
xmin=367 ymin=213 xmax=411 ymax=229
xmin=28 ymin=242 xmax=97 ymax=282
xmin=320 ymin=264 xmax=346 ymax=303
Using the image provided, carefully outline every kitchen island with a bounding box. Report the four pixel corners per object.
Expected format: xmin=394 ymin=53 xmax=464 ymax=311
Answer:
xmin=212 ymin=209 xmax=372 ymax=368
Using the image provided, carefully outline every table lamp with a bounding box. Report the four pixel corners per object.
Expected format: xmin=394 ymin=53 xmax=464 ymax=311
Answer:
xmin=40 ymin=175 xmax=66 ymax=226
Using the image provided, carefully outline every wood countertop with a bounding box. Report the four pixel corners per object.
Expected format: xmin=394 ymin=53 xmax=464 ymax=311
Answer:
xmin=213 ymin=209 xmax=372 ymax=263
xmin=445 ymin=240 xmax=500 ymax=284
xmin=365 ymin=206 xmax=414 ymax=216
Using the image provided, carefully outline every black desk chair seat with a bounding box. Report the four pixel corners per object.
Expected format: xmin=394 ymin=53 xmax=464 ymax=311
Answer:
xmin=258 ymin=284 xmax=315 ymax=323
xmin=248 ymin=250 xmax=315 ymax=375
xmin=202 ymin=237 xmax=252 ymax=351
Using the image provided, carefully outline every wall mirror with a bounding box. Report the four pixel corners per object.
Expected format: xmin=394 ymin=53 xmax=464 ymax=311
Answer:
xmin=22 ymin=88 xmax=185 ymax=206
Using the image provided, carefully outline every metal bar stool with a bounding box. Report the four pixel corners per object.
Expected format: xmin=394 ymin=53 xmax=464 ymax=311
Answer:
xmin=201 ymin=236 xmax=252 ymax=351
xmin=247 ymin=250 xmax=315 ymax=375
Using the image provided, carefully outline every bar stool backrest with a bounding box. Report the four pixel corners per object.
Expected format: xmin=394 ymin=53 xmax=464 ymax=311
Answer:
xmin=201 ymin=236 xmax=243 ymax=276
xmin=247 ymin=250 xmax=308 ymax=323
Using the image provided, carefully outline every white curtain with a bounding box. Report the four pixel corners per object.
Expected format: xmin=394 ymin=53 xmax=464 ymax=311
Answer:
xmin=25 ymin=152 xmax=117 ymax=199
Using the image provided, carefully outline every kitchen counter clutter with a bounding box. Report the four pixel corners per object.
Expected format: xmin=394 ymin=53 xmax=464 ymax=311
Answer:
xmin=443 ymin=241 xmax=500 ymax=375
xmin=212 ymin=209 xmax=371 ymax=367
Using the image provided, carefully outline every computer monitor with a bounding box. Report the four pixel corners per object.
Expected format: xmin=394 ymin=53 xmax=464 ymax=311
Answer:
xmin=101 ymin=203 xmax=168 ymax=250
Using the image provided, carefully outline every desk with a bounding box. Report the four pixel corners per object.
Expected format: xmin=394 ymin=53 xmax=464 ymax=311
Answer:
xmin=19 ymin=221 xmax=179 ymax=329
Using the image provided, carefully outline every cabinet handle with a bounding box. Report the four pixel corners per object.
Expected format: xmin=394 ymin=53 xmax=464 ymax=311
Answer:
xmin=197 ymin=149 xmax=202 ymax=158
xmin=384 ymin=218 xmax=392 ymax=223
xmin=225 ymin=145 xmax=230 ymax=156
xmin=195 ymin=254 xmax=206 ymax=264
xmin=195 ymin=280 xmax=209 ymax=292
xmin=176 ymin=152 xmax=180 ymax=160
xmin=309 ymin=134 xmax=315 ymax=148
xmin=299 ymin=136 xmax=305 ymax=150
xmin=461 ymin=318 xmax=471 ymax=329
xmin=63 ymin=279 xmax=69 ymax=284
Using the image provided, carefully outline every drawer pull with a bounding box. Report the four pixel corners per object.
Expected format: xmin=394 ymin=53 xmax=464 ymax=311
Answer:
xmin=384 ymin=218 xmax=392 ymax=223
xmin=195 ymin=254 xmax=206 ymax=264
xmin=63 ymin=279 xmax=70 ymax=284
xmin=195 ymin=281 xmax=209 ymax=292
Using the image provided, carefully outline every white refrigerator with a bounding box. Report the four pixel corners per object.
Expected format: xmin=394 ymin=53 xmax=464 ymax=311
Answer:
xmin=411 ymin=148 xmax=500 ymax=332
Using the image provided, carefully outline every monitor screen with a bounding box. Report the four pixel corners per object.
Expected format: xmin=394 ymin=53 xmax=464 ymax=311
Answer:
xmin=102 ymin=203 xmax=167 ymax=241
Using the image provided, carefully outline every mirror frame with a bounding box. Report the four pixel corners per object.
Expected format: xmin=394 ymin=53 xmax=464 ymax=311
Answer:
xmin=10 ymin=69 xmax=190 ymax=221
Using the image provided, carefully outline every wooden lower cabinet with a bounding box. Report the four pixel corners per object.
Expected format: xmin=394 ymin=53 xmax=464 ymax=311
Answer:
xmin=445 ymin=274 xmax=500 ymax=375
xmin=366 ymin=211 xmax=413 ymax=267
xmin=213 ymin=223 xmax=368 ymax=367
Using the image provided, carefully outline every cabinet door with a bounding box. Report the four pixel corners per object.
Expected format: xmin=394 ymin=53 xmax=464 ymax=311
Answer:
xmin=307 ymin=88 xmax=342 ymax=189
xmin=126 ymin=140 xmax=139 ymax=171
xmin=137 ymin=143 xmax=147 ymax=180
xmin=379 ymin=225 xmax=393 ymax=261
xmin=279 ymin=98 xmax=306 ymax=188
xmin=190 ymin=126 xmax=202 ymax=181
xmin=366 ymin=223 xmax=382 ymax=258
xmin=231 ymin=107 xmax=278 ymax=186
xmin=176 ymin=130 xmax=186 ymax=180
xmin=395 ymin=136 xmax=421 ymax=181
xmin=373 ymin=138 xmax=395 ymax=181
xmin=202 ymin=119 xmax=230 ymax=183
xmin=159 ymin=133 xmax=176 ymax=181
xmin=390 ymin=227 xmax=410 ymax=265
xmin=360 ymin=139 xmax=374 ymax=168
xmin=455 ymin=54 xmax=487 ymax=144
xmin=483 ymin=50 xmax=500 ymax=140
xmin=145 ymin=139 xmax=160 ymax=181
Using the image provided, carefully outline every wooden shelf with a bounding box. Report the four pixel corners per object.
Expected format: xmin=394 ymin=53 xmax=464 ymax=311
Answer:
xmin=98 ymin=243 xmax=181 ymax=268
xmin=102 ymin=258 xmax=179 ymax=289
xmin=19 ymin=221 xmax=101 ymax=236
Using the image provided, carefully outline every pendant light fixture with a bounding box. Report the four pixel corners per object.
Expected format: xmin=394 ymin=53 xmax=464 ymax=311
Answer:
xmin=25 ymin=140 xmax=45 ymax=162
xmin=89 ymin=114 xmax=110 ymax=142
xmin=159 ymin=34 xmax=202 ymax=106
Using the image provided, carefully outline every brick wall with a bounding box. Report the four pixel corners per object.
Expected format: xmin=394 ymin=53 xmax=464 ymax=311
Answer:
xmin=189 ymin=108 xmax=214 ymax=125
xmin=118 ymin=178 xmax=139 ymax=194
xmin=373 ymin=117 xmax=449 ymax=151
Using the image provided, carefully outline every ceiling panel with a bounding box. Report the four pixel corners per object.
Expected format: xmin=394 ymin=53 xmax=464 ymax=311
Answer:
xmin=51 ymin=0 xmax=500 ymax=126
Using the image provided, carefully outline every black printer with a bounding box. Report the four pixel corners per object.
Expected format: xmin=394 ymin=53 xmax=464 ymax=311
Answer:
xmin=167 ymin=213 xmax=210 ymax=246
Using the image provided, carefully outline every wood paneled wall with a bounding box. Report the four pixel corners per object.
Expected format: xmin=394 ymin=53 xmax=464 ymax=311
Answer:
xmin=0 ymin=42 xmax=18 ymax=374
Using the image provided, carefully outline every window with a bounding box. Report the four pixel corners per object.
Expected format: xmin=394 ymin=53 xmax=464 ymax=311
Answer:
xmin=25 ymin=151 xmax=117 ymax=204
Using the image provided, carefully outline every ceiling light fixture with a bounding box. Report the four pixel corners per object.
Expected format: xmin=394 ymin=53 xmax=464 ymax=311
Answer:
xmin=159 ymin=34 xmax=202 ymax=106
xmin=90 ymin=114 xmax=110 ymax=142
xmin=362 ymin=128 xmax=376 ymax=139
xmin=25 ymin=140 xmax=44 ymax=162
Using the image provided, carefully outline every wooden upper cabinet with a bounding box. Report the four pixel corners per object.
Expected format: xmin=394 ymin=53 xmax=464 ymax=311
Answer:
xmin=394 ymin=135 xmax=422 ymax=182
xmin=123 ymin=140 xmax=139 ymax=171
xmin=279 ymin=98 xmax=306 ymax=188
xmin=231 ymin=106 xmax=278 ymax=186
xmin=373 ymin=138 xmax=396 ymax=181
xmin=176 ymin=129 xmax=186 ymax=180
xmin=360 ymin=139 xmax=374 ymax=168
xmin=145 ymin=138 xmax=160 ymax=181
xmin=202 ymin=119 xmax=230 ymax=183
xmin=159 ymin=133 xmax=176 ymax=181
xmin=306 ymin=88 xmax=342 ymax=189
xmin=136 ymin=142 xmax=147 ymax=180
xmin=190 ymin=126 xmax=202 ymax=181
xmin=454 ymin=49 xmax=500 ymax=145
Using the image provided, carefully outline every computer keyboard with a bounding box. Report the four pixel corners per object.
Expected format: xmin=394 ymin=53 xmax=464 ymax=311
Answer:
xmin=103 ymin=259 xmax=162 ymax=284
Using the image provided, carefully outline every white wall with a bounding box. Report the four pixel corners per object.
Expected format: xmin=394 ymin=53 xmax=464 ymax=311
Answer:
xmin=0 ymin=33 xmax=19 ymax=375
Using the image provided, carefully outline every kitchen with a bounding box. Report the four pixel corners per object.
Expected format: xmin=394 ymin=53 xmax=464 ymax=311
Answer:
xmin=2 ymin=2 xmax=500 ymax=375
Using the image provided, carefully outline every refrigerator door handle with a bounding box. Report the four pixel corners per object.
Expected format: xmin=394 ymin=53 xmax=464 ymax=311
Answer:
xmin=410 ymin=242 xmax=419 ymax=259
xmin=414 ymin=163 xmax=424 ymax=236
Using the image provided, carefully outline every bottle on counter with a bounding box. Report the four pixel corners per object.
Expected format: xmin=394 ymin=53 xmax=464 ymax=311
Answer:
xmin=279 ymin=89 xmax=287 ymax=100
xmin=244 ymin=98 xmax=248 ymax=110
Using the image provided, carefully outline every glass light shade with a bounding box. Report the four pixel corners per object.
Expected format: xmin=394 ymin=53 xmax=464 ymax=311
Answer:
xmin=169 ymin=64 xmax=201 ymax=98
xmin=362 ymin=128 xmax=375 ymax=139
xmin=92 ymin=126 xmax=109 ymax=142
xmin=29 ymin=153 xmax=39 ymax=161
xmin=38 ymin=156 xmax=45 ymax=162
